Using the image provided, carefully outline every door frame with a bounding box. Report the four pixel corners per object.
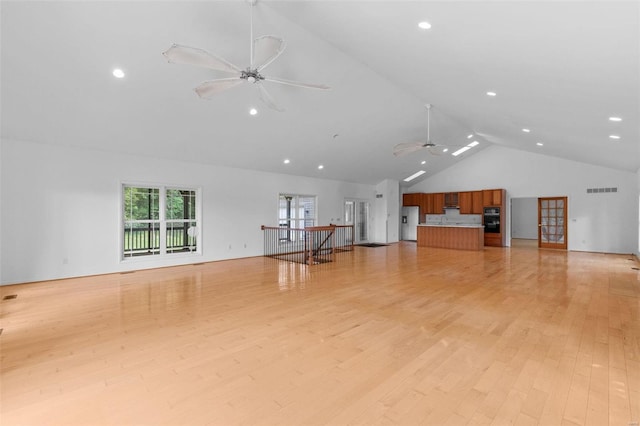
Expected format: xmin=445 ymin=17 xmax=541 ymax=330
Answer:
xmin=538 ymin=196 xmax=568 ymax=249
xmin=344 ymin=198 xmax=371 ymax=244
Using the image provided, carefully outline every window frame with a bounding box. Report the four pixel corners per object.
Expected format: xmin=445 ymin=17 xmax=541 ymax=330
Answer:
xmin=278 ymin=193 xmax=317 ymax=243
xmin=120 ymin=182 xmax=202 ymax=262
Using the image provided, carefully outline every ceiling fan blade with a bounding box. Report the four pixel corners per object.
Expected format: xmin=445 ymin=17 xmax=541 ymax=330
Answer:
xmin=163 ymin=44 xmax=242 ymax=74
xmin=253 ymin=36 xmax=286 ymax=72
xmin=194 ymin=78 xmax=244 ymax=99
xmin=393 ymin=142 xmax=427 ymax=157
xmin=264 ymin=76 xmax=330 ymax=90
xmin=257 ymin=83 xmax=285 ymax=112
xmin=428 ymin=146 xmax=446 ymax=156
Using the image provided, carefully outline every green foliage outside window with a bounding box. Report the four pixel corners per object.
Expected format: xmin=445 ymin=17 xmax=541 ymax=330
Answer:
xmin=124 ymin=187 xmax=159 ymax=221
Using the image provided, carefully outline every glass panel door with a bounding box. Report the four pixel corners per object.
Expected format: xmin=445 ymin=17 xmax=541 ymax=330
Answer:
xmin=345 ymin=199 xmax=369 ymax=244
xmin=538 ymin=197 xmax=567 ymax=249
xmin=357 ymin=201 xmax=369 ymax=243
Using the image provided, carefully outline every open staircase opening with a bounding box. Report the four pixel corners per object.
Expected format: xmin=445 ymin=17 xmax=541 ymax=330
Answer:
xmin=261 ymin=224 xmax=353 ymax=265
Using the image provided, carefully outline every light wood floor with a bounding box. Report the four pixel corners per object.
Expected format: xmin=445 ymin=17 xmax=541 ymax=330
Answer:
xmin=1 ymin=243 xmax=639 ymax=425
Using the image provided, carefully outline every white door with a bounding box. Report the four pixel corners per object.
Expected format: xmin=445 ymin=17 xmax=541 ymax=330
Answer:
xmin=345 ymin=199 xmax=370 ymax=244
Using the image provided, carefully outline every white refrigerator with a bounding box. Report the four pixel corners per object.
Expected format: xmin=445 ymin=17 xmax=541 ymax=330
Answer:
xmin=401 ymin=206 xmax=419 ymax=241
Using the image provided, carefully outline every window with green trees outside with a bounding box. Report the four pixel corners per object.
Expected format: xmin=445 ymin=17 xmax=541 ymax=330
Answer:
xmin=123 ymin=185 xmax=200 ymax=258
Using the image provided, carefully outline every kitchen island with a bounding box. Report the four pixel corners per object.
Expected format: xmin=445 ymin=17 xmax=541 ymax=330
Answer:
xmin=417 ymin=224 xmax=484 ymax=251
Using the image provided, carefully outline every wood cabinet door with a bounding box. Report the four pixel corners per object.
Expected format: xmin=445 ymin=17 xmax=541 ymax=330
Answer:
xmin=483 ymin=189 xmax=503 ymax=206
xmin=432 ymin=193 xmax=444 ymax=214
xmin=419 ymin=193 xmax=432 ymax=218
xmin=459 ymin=192 xmax=473 ymax=214
xmin=444 ymin=192 xmax=459 ymax=207
xmin=472 ymin=191 xmax=483 ymax=214
xmin=403 ymin=193 xmax=419 ymax=206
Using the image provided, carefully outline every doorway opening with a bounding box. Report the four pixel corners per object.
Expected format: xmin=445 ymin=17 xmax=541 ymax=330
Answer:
xmin=345 ymin=199 xmax=370 ymax=244
xmin=510 ymin=196 xmax=568 ymax=250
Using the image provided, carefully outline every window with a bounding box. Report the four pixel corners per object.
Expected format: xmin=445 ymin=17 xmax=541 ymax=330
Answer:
xmin=278 ymin=194 xmax=316 ymax=241
xmin=122 ymin=185 xmax=200 ymax=259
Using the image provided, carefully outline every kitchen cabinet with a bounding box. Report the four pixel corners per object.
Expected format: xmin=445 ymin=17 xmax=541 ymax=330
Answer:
xmin=417 ymin=225 xmax=484 ymax=251
xmin=471 ymin=191 xmax=483 ymax=214
xmin=402 ymin=193 xmax=420 ymax=207
xmin=432 ymin=193 xmax=445 ymax=214
xmin=484 ymin=233 xmax=503 ymax=247
xmin=419 ymin=193 xmax=432 ymax=217
xmin=460 ymin=191 xmax=484 ymax=214
xmin=459 ymin=191 xmax=472 ymax=214
xmin=482 ymin=189 xmax=504 ymax=206
xmin=444 ymin=192 xmax=459 ymax=207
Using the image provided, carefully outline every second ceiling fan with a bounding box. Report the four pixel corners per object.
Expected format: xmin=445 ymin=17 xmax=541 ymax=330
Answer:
xmin=393 ymin=104 xmax=459 ymax=156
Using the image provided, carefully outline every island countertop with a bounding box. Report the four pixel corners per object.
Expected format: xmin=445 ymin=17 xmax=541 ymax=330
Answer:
xmin=417 ymin=224 xmax=484 ymax=250
xmin=418 ymin=224 xmax=484 ymax=228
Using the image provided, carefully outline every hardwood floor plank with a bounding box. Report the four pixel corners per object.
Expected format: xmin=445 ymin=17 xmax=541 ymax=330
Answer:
xmin=1 ymin=244 xmax=638 ymax=425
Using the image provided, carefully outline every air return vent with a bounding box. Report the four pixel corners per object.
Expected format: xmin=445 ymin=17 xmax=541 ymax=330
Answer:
xmin=586 ymin=187 xmax=617 ymax=194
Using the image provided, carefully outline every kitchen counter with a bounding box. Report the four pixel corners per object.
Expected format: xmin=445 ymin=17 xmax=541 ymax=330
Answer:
xmin=417 ymin=224 xmax=484 ymax=250
xmin=419 ymin=224 xmax=484 ymax=228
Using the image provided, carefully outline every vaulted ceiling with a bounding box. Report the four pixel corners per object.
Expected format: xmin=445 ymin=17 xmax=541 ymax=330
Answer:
xmin=2 ymin=1 xmax=638 ymax=186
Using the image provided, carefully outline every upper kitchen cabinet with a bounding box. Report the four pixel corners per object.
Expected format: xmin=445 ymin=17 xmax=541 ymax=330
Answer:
xmin=444 ymin=192 xmax=459 ymax=208
xmin=419 ymin=193 xmax=432 ymax=216
xmin=460 ymin=191 xmax=485 ymax=214
xmin=431 ymin=193 xmax=445 ymax=214
xmin=459 ymin=191 xmax=472 ymax=214
xmin=482 ymin=189 xmax=505 ymax=206
xmin=402 ymin=193 xmax=421 ymax=206
xmin=472 ymin=191 xmax=483 ymax=214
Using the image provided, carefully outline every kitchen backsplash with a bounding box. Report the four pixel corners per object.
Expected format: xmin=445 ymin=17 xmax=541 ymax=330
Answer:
xmin=425 ymin=208 xmax=482 ymax=225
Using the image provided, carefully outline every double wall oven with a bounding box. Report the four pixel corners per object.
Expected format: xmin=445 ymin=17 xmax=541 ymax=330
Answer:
xmin=483 ymin=207 xmax=501 ymax=234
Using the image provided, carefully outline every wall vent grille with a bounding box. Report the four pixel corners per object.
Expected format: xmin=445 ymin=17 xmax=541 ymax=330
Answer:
xmin=586 ymin=187 xmax=617 ymax=194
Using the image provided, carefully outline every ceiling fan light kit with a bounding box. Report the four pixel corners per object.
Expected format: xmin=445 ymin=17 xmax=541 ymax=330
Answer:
xmin=163 ymin=0 xmax=329 ymax=112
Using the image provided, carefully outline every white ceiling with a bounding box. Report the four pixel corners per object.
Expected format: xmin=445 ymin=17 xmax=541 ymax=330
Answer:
xmin=2 ymin=1 xmax=638 ymax=186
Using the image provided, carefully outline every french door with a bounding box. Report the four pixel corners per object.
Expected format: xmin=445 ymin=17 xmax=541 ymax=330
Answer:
xmin=344 ymin=199 xmax=370 ymax=244
xmin=538 ymin=197 xmax=567 ymax=249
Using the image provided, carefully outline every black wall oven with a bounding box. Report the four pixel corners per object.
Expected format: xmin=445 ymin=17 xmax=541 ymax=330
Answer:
xmin=483 ymin=207 xmax=500 ymax=234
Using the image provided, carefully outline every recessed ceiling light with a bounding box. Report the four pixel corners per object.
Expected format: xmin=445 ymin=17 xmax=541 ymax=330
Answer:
xmin=283 ymin=159 xmax=290 ymax=164
xmin=609 ymin=117 xmax=622 ymax=122
xmin=467 ymin=134 xmax=474 ymax=139
xmin=318 ymin=164 xmax=324 ymax=170
xmin=536 ymin=142 xmax=544 ymax=146
xmin=418 ymin=21 xmax=431 ymax=29
xmin=522 ymin=128 xmax=531 ymax=133
xmin=486 ymin=91 xmax=497 ymax=97
xmin=452 ymin=146 xmax=471 ymax=156
xmin=421 ymin=160 xmax=426 ymax=165
xmin=609 ymin=135 xmax=621 ymax=140
xmin=404 ymin=170 xmax=426 ymax=182
xmin=249 ymin=108 xmax=258 ymax=116
xmin=467 ymin=141 xmax=479 ymax=147
xmin=112 ymin=68 xmax=125 ymax=78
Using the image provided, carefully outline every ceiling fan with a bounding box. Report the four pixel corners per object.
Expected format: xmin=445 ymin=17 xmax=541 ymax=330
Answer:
xmin=162 ymin=0 xmax=329 ymax=112
xmin=393 ymin=104 xmax=459 ymax=156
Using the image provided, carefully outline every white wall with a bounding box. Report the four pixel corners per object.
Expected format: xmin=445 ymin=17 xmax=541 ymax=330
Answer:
xmin=408 ymin=145 xmax=638 ymax=254
xmin=1 ymin=139 xmax=376 ymax=285
xmin=374 ymin=179 xmax=400 ymax=243
xmin=511 ymin=198 xmax=538 ymax=239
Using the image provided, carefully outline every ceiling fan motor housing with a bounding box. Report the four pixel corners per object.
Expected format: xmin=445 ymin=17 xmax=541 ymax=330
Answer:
xmin=241 ymin=69 xmax=264 ymax=84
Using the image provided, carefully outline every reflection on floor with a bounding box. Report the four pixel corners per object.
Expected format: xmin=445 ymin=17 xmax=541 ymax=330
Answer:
xmin=1 ymin=243 xmax=638 ymax=425
xmin=511 ymin=238 xmax=538 ymax=248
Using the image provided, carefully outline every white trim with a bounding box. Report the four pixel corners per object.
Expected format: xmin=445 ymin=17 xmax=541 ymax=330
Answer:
xmin=119 ymin=183 xmax=202 ymax=263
